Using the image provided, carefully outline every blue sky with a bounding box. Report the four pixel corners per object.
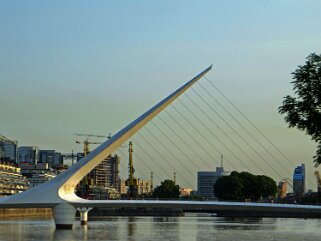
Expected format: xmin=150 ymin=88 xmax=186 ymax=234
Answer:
xmin=1 ymin=1 xmax=321 ymax=188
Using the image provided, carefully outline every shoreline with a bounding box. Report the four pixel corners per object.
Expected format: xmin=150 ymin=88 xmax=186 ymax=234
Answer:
xmin=0 ymin=208 xmax=52 ymax=218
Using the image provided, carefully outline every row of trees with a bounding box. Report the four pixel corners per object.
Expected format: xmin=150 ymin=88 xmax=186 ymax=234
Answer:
xmin=153 ymin=172 xmax=277 ymax=201
xmin=214 ymin=171 xmax=277 ymax=201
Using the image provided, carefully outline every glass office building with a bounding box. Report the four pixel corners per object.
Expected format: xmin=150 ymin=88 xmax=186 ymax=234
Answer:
xmin=293 ymin=164 xmax=306 ymax=197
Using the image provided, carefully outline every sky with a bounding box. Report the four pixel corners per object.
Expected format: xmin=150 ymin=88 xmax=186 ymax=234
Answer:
xmin=1 ymin=1 xmax=321 ymax=189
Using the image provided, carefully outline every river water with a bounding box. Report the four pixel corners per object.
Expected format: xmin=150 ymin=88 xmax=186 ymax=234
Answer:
xmin=0 ymin=214 xmax=321 ymax=241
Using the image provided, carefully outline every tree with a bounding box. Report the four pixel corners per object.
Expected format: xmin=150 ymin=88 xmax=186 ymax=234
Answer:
xmin=152 ymin=179 xmax=180 ymax=199
xmin=213 ymin=174 xmax=244 ymax=201
xmin=256 ymin=175 xmax=277 ymax=199
xmin=213 ymin=171 xmax=277 ymax=201
xmin=239 ymin=172 xmax=260 ymax=200
xmin=279 ymin=53 xmax=321 ymax=165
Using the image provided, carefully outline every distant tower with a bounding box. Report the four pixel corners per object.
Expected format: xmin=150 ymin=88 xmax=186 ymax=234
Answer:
xmin=173 ymin=172 xmax=176 ymax=185
xmin=221 ymin=154 xmax=223 ymax=168
xmin=293 ymin=164 xmax=306 ymax=197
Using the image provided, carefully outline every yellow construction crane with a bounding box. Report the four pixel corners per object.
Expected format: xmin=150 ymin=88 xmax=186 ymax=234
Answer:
xmin=74 ymin=133 xmax=126 ymax=151
xmin=74 ymin=133 xmax=111 ymax=155
xmin=74 ymin=133 xmax=111 ymax=139
xmin=75 ymin=134 xmax=104 ymax=199
xmin=75 ymin=139 xmax=102 ymax=157
xmin=125 ymin=141 xmax=138 ymax=198
xmin=314 ymin=171 xmax=321 ymax=193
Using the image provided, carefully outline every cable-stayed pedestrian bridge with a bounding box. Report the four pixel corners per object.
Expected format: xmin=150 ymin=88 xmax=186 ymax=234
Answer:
xmin=1 ymin=66 xmax=319 ymax=229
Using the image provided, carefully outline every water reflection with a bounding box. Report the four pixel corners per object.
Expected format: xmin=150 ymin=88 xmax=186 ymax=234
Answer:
xmin=211 ymin=217 xmax=276 ymax=231
xmin=0 ymin=216 xmax=321 ymax=241
xmin=0 ymin=218 xmax=55 ymax=241
xmin=127 ymin=217 xmax=137 ymax=240
xmin=152 ymin=217 xmax=179 ymax=241
xmin=53 ymin=229 xmax=77 ymax=241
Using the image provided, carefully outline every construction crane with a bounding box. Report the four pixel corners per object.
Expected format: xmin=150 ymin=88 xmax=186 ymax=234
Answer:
xmin=75 ymin=139 xmax=102 ymax=156
xmin=74 ymin=133 xmax=111 ymax=155
xmin=75 ymin=132 xmax=127 ymax=154
xmin=0 ymin=134 xmax=17 ymax=144
xmin=74 ymin=133 xmax=111 ymax=139
xmin=314 ymin=171 xmax=321 ymax=193
xmin=125 ymin=141 xmax=138 ymax=199
xmin=75 ymin=134 xmax=104 ymax=199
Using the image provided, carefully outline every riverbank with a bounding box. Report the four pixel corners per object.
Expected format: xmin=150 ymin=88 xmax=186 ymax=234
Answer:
xmin=88 ymin=207 xmax=184 ymax=217
xmin=0 ymin=208 xmax=52 ymax=218
xmin=0 ymin=207 xmax=183 ymax=218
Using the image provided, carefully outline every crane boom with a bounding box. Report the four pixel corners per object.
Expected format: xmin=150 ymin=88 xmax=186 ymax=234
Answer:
xmin=74 ymin=133 xmax=111 ymax=139
xmin=0 ymin=134 xmax=17 ymax=144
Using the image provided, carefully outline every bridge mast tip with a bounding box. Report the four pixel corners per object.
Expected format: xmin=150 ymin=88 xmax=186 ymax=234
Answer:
xmin=205 ymin=65 xmax=213 ymax=72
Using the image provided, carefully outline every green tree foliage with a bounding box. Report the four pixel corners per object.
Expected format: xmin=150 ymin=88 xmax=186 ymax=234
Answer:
xmin=256 ymin=175 xmax=277 ymax=199
xmin=278 ymin=53 xmax=321 ymax=165
xmin=152 ymin=179 xmax=180 ymax=199
xmin=213 ymin=174 xmax=244 ymax=201
xmin=213 ymin=171 xmax=277 ymax=201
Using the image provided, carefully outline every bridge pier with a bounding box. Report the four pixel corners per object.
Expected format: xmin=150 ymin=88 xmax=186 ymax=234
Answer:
xmin=77 ymin=207 xmax=93 ymax=225
xmin=52 ymin=203 xmax=76 ymax=229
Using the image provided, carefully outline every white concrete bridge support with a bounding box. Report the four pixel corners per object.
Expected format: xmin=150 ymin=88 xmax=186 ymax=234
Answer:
xmin=0 ymin=66 xmax=213 ymax=230
xmin=52 ymin=203 xmax=76 ymax=229
xmin=77 ymin=207 xmax=93 ymax=225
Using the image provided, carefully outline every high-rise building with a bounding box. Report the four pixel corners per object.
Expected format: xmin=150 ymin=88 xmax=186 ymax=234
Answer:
xmin=0 ymin=135 xmax=18 ymax=163
xmin=17 ymin=146 xmax=39 ymax=164
xmin=197 ymin=167 xmax=230 ymax=199
xmin=77 ymin=153 xmax=120 ymax=189
xmin=93 ymin=155 xmax=120 ymax=190
xmin=293 ymin=164 xmax=306 ymax=197
xmin=38 ymin=150 xmax=62 ymax=168
xmin=76 ymin=153 xmax=120 ymax=199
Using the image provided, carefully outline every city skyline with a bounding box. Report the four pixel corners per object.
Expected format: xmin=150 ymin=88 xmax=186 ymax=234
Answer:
xmin=1 ymin=1 xmax=321 ymax=189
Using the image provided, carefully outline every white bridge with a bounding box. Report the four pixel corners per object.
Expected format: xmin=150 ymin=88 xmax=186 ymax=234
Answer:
xmin=1 ymin=66 xmax=321 ymax=229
